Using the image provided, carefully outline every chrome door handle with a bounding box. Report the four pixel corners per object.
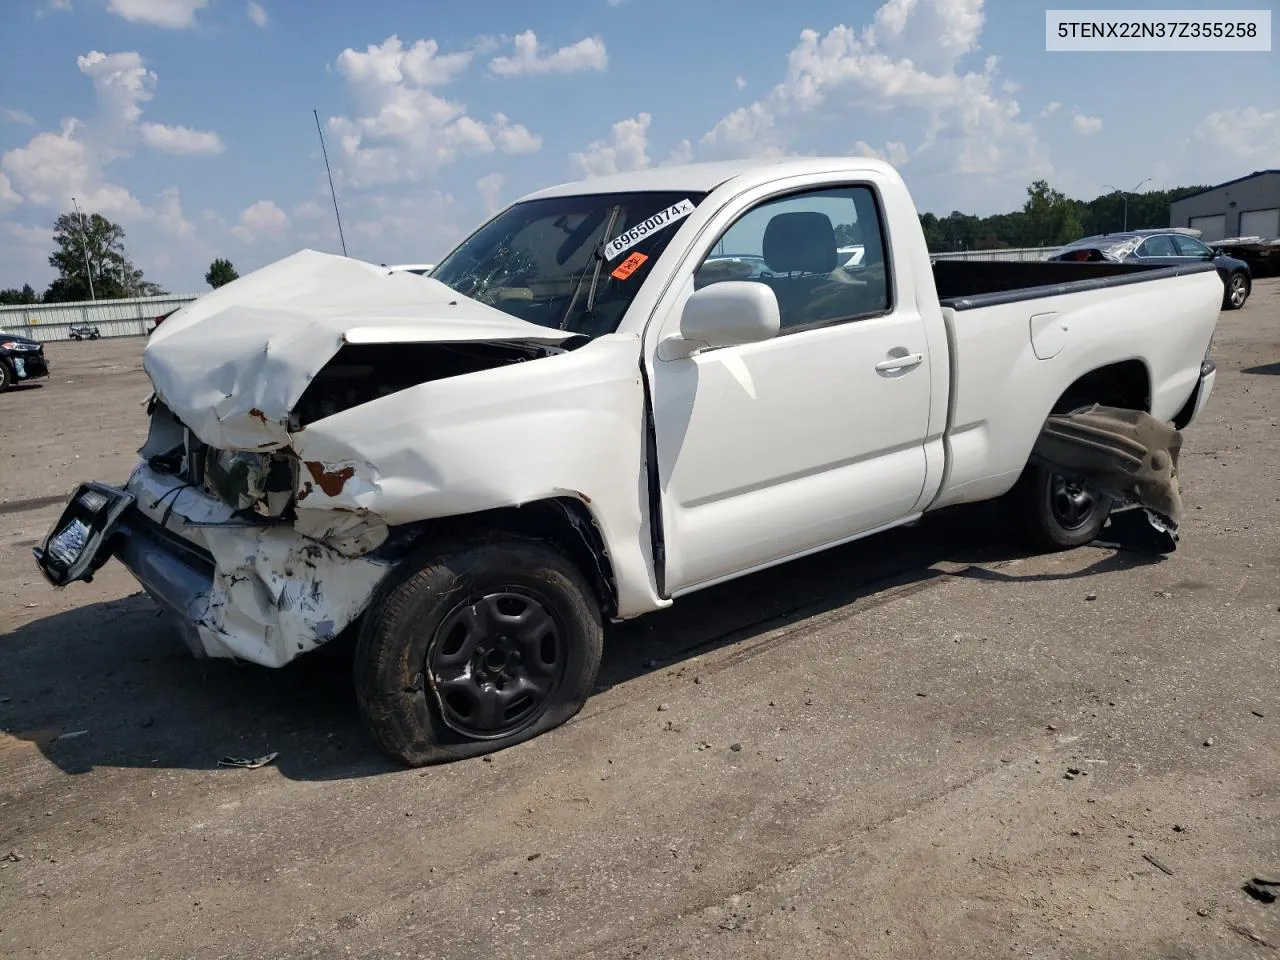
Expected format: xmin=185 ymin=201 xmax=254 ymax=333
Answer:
xmin=874 ymin=352 xmax=924 ymax=372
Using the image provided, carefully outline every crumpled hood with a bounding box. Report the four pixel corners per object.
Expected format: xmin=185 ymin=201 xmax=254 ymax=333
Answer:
xmin=144 ymin=249 xmax=574 ymax=450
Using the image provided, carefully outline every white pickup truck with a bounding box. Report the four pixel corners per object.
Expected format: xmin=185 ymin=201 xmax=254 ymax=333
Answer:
xmin=35 ymin=157 xmax=1222 ymax=766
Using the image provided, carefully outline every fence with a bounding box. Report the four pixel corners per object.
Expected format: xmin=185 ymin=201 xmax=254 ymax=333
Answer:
xmin=930 ymin=245 xmax=1061 ymax=262
xmin=0 ymin=293 xmax=200 ymax=342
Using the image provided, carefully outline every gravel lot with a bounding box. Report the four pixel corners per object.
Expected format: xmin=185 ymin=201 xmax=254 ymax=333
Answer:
xmin=2 ymin=280 xmax=1279 ymax=959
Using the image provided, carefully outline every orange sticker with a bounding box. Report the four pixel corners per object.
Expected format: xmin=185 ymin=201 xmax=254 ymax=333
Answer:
xmin=610 ymin=251 xmax=648 ymax=280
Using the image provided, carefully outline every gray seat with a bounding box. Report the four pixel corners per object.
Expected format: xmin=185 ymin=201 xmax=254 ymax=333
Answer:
xmin=761 ymin=212 xmax=838 ymax=328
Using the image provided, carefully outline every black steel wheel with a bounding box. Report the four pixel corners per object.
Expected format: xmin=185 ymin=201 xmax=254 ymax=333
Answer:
xmin=1048 ymin=473 xmax=1101 ymax=532
xmin=428 ymin=590 xmax=567 ymax=739
xmin=1006 ymin=462 xmax=1114 ymax=551
xmin=354 ymin=536 xmax=603 ymax=767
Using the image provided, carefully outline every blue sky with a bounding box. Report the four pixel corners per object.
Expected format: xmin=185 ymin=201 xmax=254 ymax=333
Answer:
xmin=0 ymin=0 xmax=1276 ymax=293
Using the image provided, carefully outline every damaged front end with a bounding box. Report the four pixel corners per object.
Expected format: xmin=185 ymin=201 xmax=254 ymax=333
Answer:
xmin=1031 ymin=404 xmax=1185 ymax=544
xmin=38 ymin=250 xmax=592 ymax=668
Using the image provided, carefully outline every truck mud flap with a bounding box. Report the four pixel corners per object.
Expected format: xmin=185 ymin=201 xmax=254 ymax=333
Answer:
xmin=1030 ymin=404 xmax=1183 ymax=539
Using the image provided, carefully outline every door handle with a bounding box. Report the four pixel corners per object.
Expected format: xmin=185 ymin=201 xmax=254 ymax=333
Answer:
xmin=874 ymin=352 xmax=924 ymax=373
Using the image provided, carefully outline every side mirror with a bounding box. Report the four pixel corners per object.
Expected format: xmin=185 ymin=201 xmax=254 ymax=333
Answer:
xmin=658 ymin=281 xmax=780 ymax=361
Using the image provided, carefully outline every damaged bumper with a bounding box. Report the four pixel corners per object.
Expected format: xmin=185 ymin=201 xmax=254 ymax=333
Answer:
xmin=35 ymin=463 xmax=392 ymax=667
xmin=1032 ymin=404 xmax=1186 ymax=533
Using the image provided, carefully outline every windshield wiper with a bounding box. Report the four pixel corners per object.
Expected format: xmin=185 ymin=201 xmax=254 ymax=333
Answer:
xmin=559 ymin=205 xmax=621 ymax=331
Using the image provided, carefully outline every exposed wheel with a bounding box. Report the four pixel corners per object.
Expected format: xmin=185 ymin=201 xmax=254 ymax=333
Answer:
xmin=0 ymin=359 xmax=11 ymax=392
xmin=354 ymin=536 xmax=604 ymax=767
xmin=1223 ymin=273 xmax=1250 ymax=310
xmin=1007 ymin=462 xmax=1114 ymax=551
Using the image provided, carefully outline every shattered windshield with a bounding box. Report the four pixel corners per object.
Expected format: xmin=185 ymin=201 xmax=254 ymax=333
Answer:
xmin=431 ymin=191 xmax=707 ymax=338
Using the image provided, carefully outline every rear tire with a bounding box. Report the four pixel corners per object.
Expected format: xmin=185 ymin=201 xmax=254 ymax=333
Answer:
xmin=1007 ymin=462 xmax=1114 ymax=551
xmin=1223 ymin=272 xmax=1250 ymax=310
xmin=354 ymin=536 xmax=603 ymax=767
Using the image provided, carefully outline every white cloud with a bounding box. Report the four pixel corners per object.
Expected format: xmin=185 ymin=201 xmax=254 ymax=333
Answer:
xmin=0 ymin=171 xmax=22 ymax=213
xmin=1191 ymin=107 xmax=1280 ymax=171
xmin=77 ymin=50 xmax=155 ymax=136
xmin=231 ymin=200 xmax=288 ymax=243
xmin=336 ymin=35 xmax=473 ymax=88
xmin=571 ymin=113 xmax=651 ymax=177
xmin=39 ymin=0 xmax=72 ymax=13
xmin=1071 ymin=114 xmax=1102 ymax=135
xmin=606 ymin=0 xmax=629 ymax=5
xmin=700 ymin=0 xmax=1049 ymax=203
xmin=154 ymin=187 xmax=194 ymax=238
xmin=106 ymin=0 xmax=208 ymax=28
xmin=1 ymin=107 xmax=37 ymax=126
xmin=662 ymin=139 xmax=693 ymax=166
xmin=489 ymin=31 xmax=608 ymax=77
xmin=140 ymin=122 xmax=224 ymax=154
xmin=1039 ymin=101 xmax=1061 ymax=118
xmin=0 ymin=48 xmax=223 ymax=228
xmin=292 ymin=198 xmax=328 ymax=221
xmin=735 ymin=76 xmax=747 ymax=90
xmin=246 ymin=1 xmax=268 ymax=27
xmin=335 ymin=189 xmax=465 ymax=265
xmin=476 ymin=173 xmax=505 ymax=214
xmin=852 ymin=140 xmax=910 ymax=165
xmin=329 ymin=35 xmax=540 ymax=187
xmin=1 ymin=121 xmax=145 ymax=216
xmin=492 ymin=113 xmax=542 ymax=154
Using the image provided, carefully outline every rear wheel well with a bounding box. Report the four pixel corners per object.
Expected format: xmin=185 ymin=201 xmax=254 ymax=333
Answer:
xmin=1052 ymin=359 xmax=1151 ymax=414
xmin=373 ymin=498 xmax=617 ymax=619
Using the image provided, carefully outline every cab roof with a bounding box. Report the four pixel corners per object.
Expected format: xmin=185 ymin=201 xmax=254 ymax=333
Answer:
xmin=515 ymin=156 xmax=901 ymax=203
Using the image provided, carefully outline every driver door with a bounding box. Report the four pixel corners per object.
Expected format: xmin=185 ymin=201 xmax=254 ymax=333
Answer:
xmin=647 ymin=182 xmax=934 ymax=594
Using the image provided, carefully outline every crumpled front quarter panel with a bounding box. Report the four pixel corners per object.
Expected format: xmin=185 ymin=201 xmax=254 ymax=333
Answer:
xmin=290 ymin=334 xmax=663 ymax=617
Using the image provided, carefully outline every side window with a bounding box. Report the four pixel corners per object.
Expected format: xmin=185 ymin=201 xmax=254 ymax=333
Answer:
xmin=694 ymin=185 xmax=891 ymax=333
xmin=1138 ymin=234 xmax=1177 ymax=257
xmin=1172 ymin=235 xmax=1211 ymax=257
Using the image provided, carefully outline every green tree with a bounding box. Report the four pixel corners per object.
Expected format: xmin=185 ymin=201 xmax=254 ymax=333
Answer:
xmin=1021 ymin=180 xmax=1083 ymax=247
xmin=205 ymin=258 xmax=239 ymax=289
xmin=44 ymin=211 xmax=165 ymax=302
xmin=0 ymin=283 xmax=40 ymax=305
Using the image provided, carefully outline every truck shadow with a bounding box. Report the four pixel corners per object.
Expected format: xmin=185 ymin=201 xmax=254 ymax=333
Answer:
xmin=1241 ymin=361 xmax=1280 ymax=376
xmin=2 ymin=504 xmax=1163 ymax=782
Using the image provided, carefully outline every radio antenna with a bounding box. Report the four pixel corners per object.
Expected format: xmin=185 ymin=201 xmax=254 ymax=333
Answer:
xmin=313 ymin=108 xmax=348 ymax=257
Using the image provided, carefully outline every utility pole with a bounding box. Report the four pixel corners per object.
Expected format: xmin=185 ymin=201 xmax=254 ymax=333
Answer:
xmin=71 ymin=197 xmax=96 ymax=301
xmin=1102 ymin=177 xmax=1151 ymax=232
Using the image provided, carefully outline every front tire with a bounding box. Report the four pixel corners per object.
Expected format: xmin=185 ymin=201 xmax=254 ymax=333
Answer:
xmin=354 ymin=536 xmax=604 ymax=767
xmin=0 ymin=359 xmax=12 ymax=392
xmin=1223 ymin=272 xmax=1250 ymax=310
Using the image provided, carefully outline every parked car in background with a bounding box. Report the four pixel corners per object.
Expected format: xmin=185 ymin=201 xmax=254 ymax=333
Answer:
xmin=0 ymin=332 xmax=49 ymax=391
xmin=69 ymin=323 xmax=101 ymax=341
xmin=1048 ymin=229 xmax=1253 ymax=310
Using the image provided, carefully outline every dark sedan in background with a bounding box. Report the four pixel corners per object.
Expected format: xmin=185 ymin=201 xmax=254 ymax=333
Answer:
xmin=1048 ymin=229 xmax=1253 ymax=310
xmin=0 ymin=332 xmax=50 ymax=391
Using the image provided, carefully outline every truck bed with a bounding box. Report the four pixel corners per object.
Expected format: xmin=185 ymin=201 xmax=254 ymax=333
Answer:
xmin=932 ymin=259 xmax=1218 ymax=310
xmin=926 ymin=260 xmax=1223 ymax=513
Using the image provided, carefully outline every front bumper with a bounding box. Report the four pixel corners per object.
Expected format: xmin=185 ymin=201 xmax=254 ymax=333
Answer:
xmin=35 ymin=463 xmax=392 ymax=667
xmin=6 ymin=352 xmax=49 ymax=381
